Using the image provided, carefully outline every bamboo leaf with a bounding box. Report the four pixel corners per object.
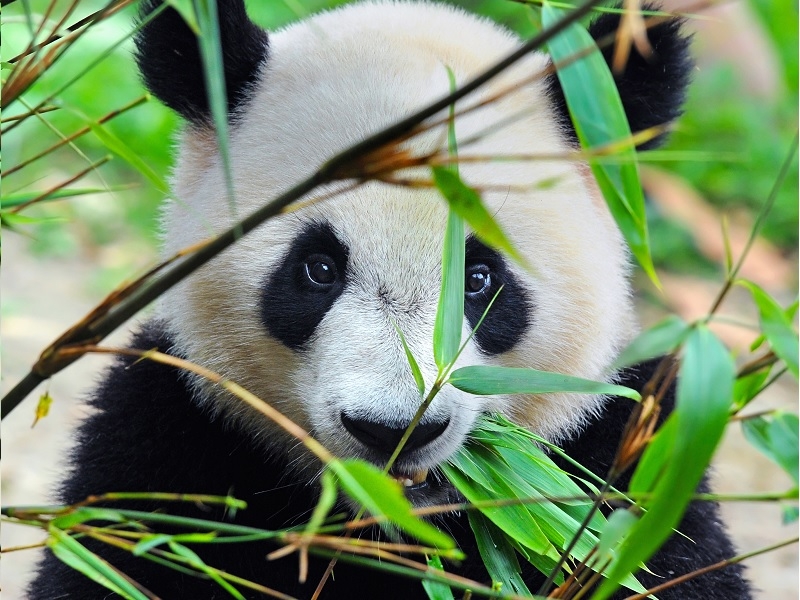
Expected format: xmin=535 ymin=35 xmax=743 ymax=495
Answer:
xmin=47 ymin=528 xmax=147 ymax=600
xmin=168 ymin=541 xmax=246 ymax=599
xmin=443 ymin=456 xmax=555 ymax=556
xmin=329 ymin=459 xmax=456 ymax=550
xmin=742 ymin=412 xmax=799 ymax=485
xmin=88 ymin=122 xmax=168 ymax=192
xmin=33 ymin=391 xmax=53 ymax=426
xmin=449 ymin=365 xmax=641 ymax=400
xmin=393 ymin=321 xmax=426 ymax=397
xmin=422 ymin=554 xmax=456 ymax=600
xmin=433 ymin=210 xmax=465 ymax=370
xmin=303 ymin=469 xmax=339 ymax=537
xmin=611 ymin=315 xmax=689 ymax=371
xmin=596 ymin=508 xmax=638 ymax=562
xmin=468 ymin=511 xmax=532 ymax=596
xmin=740 ymin=281 xmax=799 ymax=377
xmin=1 ymin=186 xmax=134 ymax=209
xmin=51 ymin=507 xmax=126 ymax=530
xmin=193 ymin=0 xmax=236 ymax=214
xmin=132 ymin=532 xmax=217 ymax=556
xmin=596 ymin=325 xmax=734 ymax=600
xmin=542 ymin=2 xmax=656 ymax=284
xmin=432 ymin=167 xmax=523 ymax=266
xmin=733 ymin=367 xmax=772 ymax=411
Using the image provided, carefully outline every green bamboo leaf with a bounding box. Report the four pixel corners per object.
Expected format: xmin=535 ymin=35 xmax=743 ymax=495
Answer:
xmin=628 ymin=416 xmax=678 ymax=496
xmin=611 ymin=316 xmax=689 ymax=371
xmin=88 ymin=123 xmax=168 ymax=192
xmin=47 ymin=528 xmax=147 ymax=600
xmin=733 ymin=367 xmax=772 ymax=411
xmin=303 ymin=469 xmax=339 ymax=537
xmin=1 ymin=213 xmax=65 ymax=229
xmin=782 ymin=505 xmax=799 ymax=524
xmin=449 ymin=365 xmax=641 ymax=400
xmin=1 ymin=186 xmax=134 ymax=209
xmin=166 ymin=0 xmax=200 ymax=34
xmin=596 ymin=509 xmax=638 ymax=562
xmin=194 ymin=0 xmax=236 ymax=214
xmin=328 ymin=459 xmax=456 ymax=550
xmin=51 ymin=507 xmax=125 ymax=530
xmin=422 ymin=554 xmax=456 ymax=600
xmin=133 ymin=534 xmax=174 ymax=556
xmin=542 ymin=2 xmax=657 ymax=285
xmin=132 ymin=532 xmax=217 ymax=556
xmin=596 ymin=325 xmax=734 ymax=600
xmin=393 ymin=321 xmax=426 ymax=397
xmin=168 ymin=541 xmax=246 ymax=599
xmin=432 ymin=167 xmax=523 ymax=266
xmin=433 ymin=210 xmax=465 ymax=370
xmin=468 ymin=511 xmax=532 ymax=596
xmin=740 ymin=281 xmax=799 ymax=377
xmin=742 ymin=412 xmax=799 ymax=485
xmin=442 ymin=456 xmax=555 ymax=556
xmin=448 ymin=438 xmax=644 ymax=593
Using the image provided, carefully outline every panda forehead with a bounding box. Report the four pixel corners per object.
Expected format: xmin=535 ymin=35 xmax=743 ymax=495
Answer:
xmin=295 ymin=184 xmax=450 ymax=278
xmin=220 ymin=2 xmax=555 ymax=190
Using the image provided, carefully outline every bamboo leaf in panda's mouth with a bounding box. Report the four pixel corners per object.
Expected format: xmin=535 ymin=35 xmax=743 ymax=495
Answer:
xmin=443 ymin=414 xmax=647 ymax=595
xmin=328 ymin=458 xmax=458 ymax=552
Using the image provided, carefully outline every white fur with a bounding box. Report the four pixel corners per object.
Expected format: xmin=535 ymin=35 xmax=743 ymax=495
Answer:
xmin=157 ymin=1 xmax=636 ymax=476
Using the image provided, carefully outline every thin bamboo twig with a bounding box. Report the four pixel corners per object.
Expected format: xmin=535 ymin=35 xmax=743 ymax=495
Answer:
xmin=623 ymin=537 xmax=799 ymax=600
xmin=3 ymin=96 xmax=149 ymax=177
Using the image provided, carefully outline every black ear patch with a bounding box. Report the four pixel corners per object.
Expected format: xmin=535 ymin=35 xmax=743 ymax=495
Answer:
xmin=135 ymin=0 xmax=269 ymax=125
xmin=547 ymin=6 xmax=692 ymax=149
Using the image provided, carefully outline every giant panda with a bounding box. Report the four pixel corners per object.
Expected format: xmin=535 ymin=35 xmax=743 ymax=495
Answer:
xmin=28 ymin=1 xmax=753 ymax=599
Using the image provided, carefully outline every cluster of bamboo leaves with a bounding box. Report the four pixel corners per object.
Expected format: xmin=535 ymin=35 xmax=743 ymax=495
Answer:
xmin=2 ymin=1 xmax=798 ymax=599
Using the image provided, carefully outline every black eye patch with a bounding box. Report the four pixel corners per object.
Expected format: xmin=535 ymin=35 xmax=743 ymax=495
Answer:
xmin=464 ymin=236 xmax=532 ymax=355
xmin=260 ymin=222 xmax=349 ymax=350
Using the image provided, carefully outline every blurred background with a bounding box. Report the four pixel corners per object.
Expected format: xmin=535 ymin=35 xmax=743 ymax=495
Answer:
xmin=2 ymin=0 xmax=797 ymax=598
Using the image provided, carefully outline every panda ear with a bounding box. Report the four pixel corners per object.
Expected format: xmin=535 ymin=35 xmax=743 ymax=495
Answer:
xmin=135 ymin=0 xmax=268 ymax=125
xmin=548 ymin=8 xmax=693 ymax=149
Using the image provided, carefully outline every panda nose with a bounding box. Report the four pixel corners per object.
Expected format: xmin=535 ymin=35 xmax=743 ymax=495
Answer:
xmin=340 ymin=413 xmax=449 ymax=456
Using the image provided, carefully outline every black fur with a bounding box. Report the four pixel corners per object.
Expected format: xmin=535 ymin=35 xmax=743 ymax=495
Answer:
xmin=260 ymin=222 xmax=350 ymax=351
xmin=135 ymin=0 xmax=268 ymax=125
xmin=465 ymin=236 xmax=532 ymax=355
xmin=28 ymin=322 xmax=751 ymax=599
xmin=547 ymin=7 xmax=693 ymax=149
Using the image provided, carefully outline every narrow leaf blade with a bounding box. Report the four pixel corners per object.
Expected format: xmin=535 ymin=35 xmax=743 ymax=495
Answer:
xmin=542 ymin=2 xmax=656 ymax=284
xmin=596 ymin=325 xmax=734 ymax=599
xmin=433 ymin=210 xmax=465 ymax=369
xmin=330 ymin=459 xmax=455 ymax=550
xmin=449 ymin=365 xmax=641 ymax=400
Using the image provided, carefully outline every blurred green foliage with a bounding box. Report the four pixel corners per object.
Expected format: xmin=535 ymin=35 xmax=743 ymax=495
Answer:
xmin=3 ymin=0 xmax=797 ymax=276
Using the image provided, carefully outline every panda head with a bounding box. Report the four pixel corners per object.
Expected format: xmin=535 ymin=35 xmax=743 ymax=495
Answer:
xmin=136 ymin=1 xmax=690 ymax=500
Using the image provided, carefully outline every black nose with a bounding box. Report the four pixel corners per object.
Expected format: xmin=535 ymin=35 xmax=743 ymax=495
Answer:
xmin=340 ymin=414 xmax=449 ymax=456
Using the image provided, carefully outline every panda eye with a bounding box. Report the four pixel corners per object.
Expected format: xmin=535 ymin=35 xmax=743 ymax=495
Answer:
xmin=465 ymin=264 xmax=491 ymax=296
xmin=304 ymin=254 xmax=338 ymax=286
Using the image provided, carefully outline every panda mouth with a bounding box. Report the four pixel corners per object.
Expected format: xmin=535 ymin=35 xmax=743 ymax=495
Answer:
xmin=390 ymin=468 xmax=430 ymax=490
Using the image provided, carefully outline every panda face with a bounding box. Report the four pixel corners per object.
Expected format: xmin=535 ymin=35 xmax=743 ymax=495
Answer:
xmin=142 ymin=1 xmax=647 ymax=499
